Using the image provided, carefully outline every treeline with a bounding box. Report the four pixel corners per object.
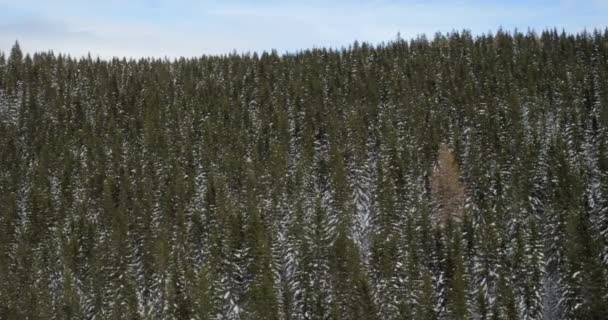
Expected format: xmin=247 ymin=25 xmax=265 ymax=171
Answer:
xmin=0 ymin=29 xmax=607 ymax=319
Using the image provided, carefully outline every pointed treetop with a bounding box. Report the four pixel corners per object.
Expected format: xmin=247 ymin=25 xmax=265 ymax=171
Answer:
xmin=9 ymin=40 xmax=23 ymax=64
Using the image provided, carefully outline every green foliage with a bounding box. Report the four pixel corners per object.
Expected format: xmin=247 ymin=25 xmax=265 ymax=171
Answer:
xmin=0 ymin=30 xmax=607 ymax=319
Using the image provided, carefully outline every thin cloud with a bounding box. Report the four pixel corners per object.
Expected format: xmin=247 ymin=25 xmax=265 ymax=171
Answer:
xmin=0 ymin=0 xmax=606 ymax=58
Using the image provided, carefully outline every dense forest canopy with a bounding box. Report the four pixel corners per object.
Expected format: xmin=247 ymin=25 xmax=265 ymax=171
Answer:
xmin=0 ymin=29 xmax=607 ymax=319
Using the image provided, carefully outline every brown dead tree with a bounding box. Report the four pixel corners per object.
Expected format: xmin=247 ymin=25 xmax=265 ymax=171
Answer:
xmin=431 ymin=144 xmax=465 ymax=225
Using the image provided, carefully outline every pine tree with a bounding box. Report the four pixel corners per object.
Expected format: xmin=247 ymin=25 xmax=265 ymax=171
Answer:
xmin=0 ymin=29 xmax=607 ymax=319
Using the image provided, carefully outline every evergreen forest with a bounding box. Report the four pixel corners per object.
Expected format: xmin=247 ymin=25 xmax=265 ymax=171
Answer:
xmin=0 ymin=29 xmax=607 ymax=319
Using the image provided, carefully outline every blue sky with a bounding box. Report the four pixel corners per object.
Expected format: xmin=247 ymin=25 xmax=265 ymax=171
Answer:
xmin=0 ymin=0 xmax=607 ymax=58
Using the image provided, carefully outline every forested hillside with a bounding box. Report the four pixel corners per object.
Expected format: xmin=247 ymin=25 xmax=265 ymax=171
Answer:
xmin=0 ymin=29 xmax=607 ymax=319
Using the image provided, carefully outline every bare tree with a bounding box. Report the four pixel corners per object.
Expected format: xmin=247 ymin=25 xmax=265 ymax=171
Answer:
xmin=431 ymin=144 xmax=465 ymax=225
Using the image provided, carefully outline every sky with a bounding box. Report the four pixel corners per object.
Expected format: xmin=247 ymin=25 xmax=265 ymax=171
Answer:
xmin=0 ymin=0 xmax=607 ymax=59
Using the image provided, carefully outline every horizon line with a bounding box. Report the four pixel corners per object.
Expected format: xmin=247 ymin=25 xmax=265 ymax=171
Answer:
xmin=3 ymin=26 xmax=607 ymax=61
